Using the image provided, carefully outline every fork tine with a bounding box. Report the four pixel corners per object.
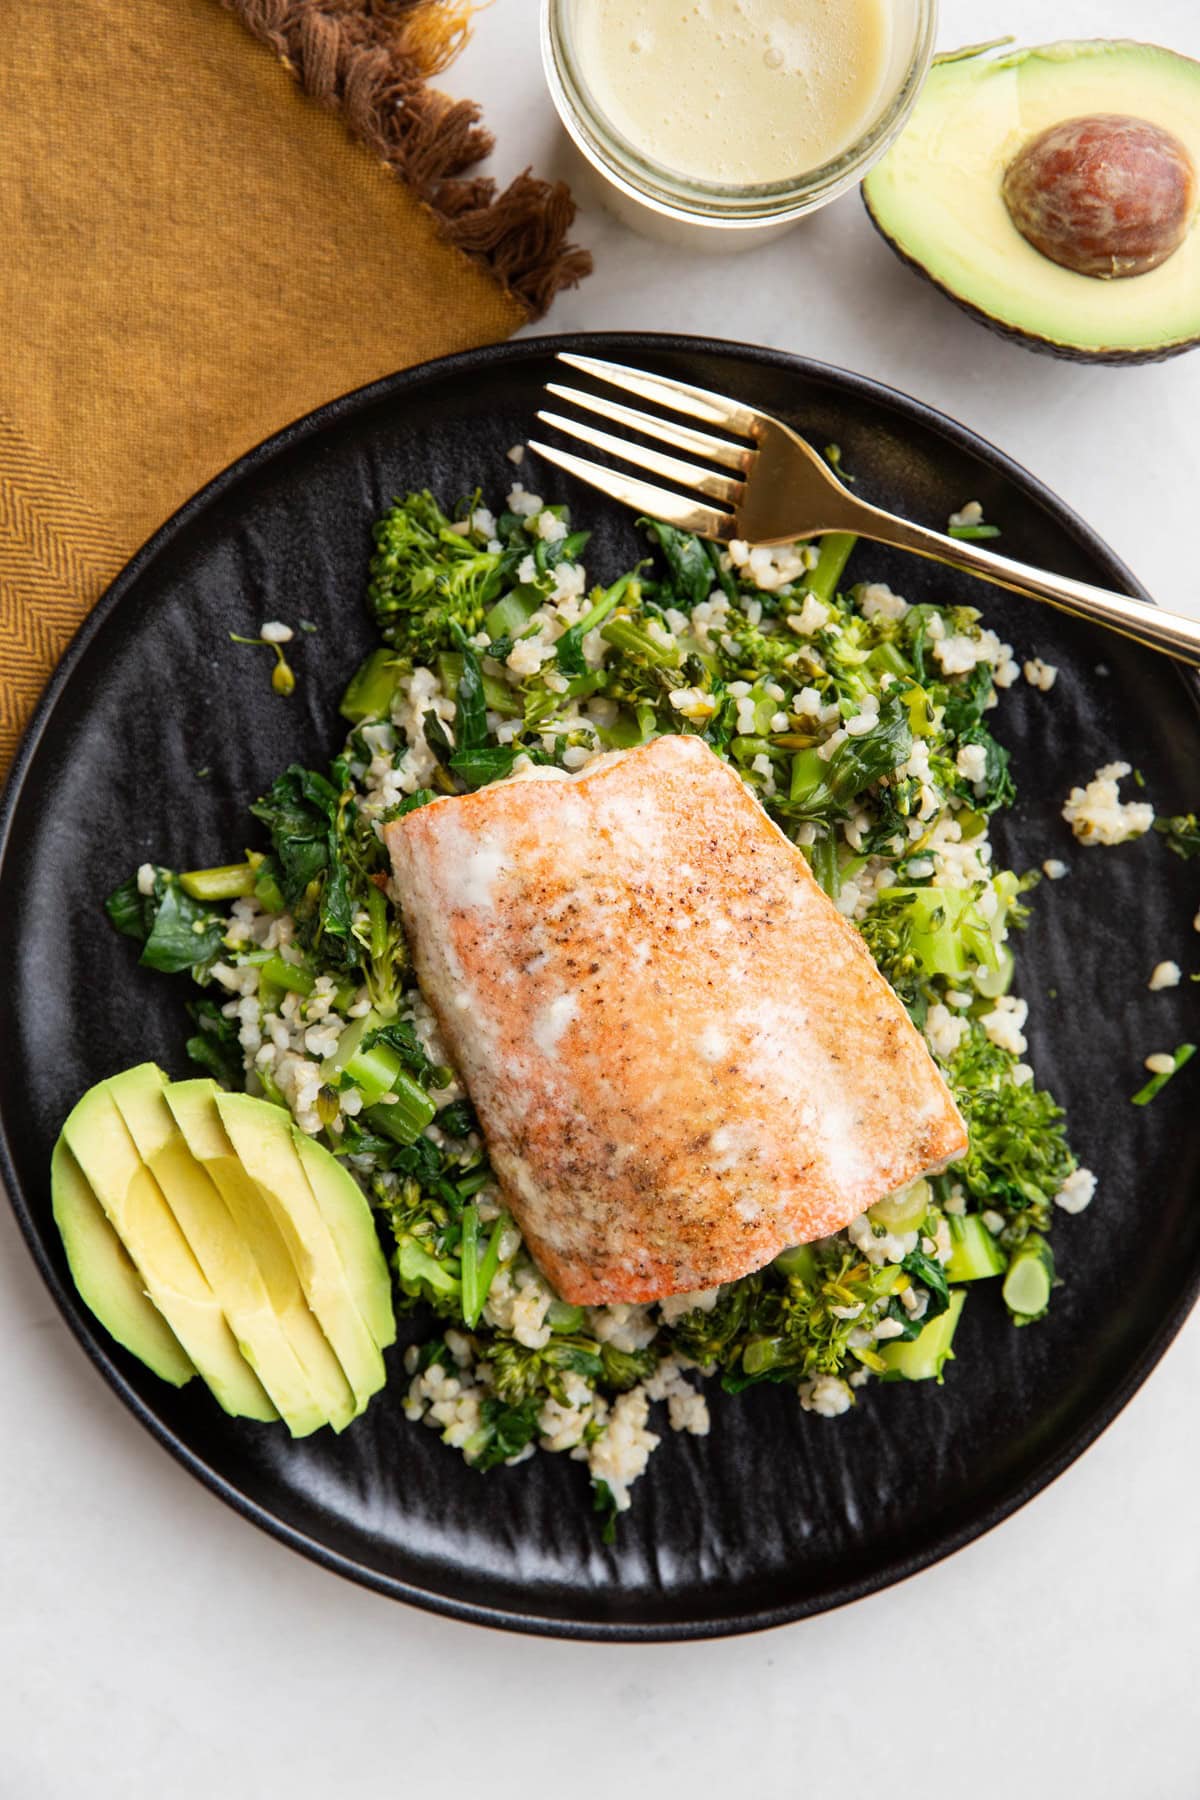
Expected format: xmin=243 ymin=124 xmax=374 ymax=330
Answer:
xmin=543 ymin=382 xmax=751 ymax=473
xmin=526 ymin=440 xmax=735 ymax=541
xmin=556 ymin=352 xmax=763 ymax=438
xmin=536 ymin=409 xmax=744 ymax=508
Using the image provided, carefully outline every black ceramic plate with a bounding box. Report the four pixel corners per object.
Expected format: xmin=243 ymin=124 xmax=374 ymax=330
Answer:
xmin=2 ymin=334 xmax=1198 ymax=1640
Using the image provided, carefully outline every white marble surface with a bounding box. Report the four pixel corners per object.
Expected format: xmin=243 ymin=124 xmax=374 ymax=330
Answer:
xmin=3 ymin=3 xmax=1199 ymax=1794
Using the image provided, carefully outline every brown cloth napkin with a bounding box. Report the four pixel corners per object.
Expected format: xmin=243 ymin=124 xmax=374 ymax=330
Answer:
xmin=0 ymin=0 xmax=588 ymax=774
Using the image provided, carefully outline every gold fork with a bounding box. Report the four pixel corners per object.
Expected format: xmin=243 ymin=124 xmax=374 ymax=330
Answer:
xmin=529 ymin=352 xmax=1200 ymax=666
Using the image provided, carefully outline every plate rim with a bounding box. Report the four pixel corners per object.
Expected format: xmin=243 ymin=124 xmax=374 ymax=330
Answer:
xmin=3 ymin=329 xmax=1197 ymax=1641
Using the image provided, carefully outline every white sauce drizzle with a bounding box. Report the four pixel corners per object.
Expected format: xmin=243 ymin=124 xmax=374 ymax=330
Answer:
xmin=532 ymin=992 xmax=579 ymax=1062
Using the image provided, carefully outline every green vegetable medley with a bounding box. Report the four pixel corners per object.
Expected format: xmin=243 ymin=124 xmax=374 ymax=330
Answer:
xmin=106 ymin=474 xmax=1096 ymax=1526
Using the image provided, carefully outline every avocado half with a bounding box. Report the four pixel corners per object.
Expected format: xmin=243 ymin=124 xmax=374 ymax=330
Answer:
xmin=862 ymin=39 xmax=1200 ymax=364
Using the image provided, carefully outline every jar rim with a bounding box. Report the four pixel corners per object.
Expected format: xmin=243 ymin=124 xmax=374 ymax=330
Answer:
xmin=541 ymin=0 xmax=940 ymax=225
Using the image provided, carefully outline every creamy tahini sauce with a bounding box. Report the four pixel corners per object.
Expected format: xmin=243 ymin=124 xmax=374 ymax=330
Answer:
xmin=576 ymin=0 xmax=892 ymax=186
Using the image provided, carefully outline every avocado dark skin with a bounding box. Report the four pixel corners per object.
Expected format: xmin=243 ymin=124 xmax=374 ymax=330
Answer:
xmin=861 ymin=186 xmax=1200 ymax=366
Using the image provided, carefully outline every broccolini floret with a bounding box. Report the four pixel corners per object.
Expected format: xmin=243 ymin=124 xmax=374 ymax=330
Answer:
xmin=487 ymin=1335 xmax=606 ymax=1405
xmin=665 ymin=1278 xmax=762 ymax=1371
xmin=721 ymin=1251 xmax=916 ymax=1392
xmin=367 ymin=491 xmax=512 ymax=661
xmin=1154 ymin=813 xmax=1200 ymax=859
xmin=945 ymin=1023 xmax=1076 ymax=1224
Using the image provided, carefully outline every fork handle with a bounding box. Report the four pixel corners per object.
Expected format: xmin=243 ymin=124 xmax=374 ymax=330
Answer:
xmin=847 ymin=501 xmax=1200 ymax=667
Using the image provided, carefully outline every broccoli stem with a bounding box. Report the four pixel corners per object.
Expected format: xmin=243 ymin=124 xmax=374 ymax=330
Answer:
xmin=635 ymin=700 xmax=658 ymax=740
xmin=343 ymin=1039 xmax=410 ymax=1107
xmin=436 ymin=651 xmax=523 ymax=718
xmin=810 ymin=832 xmax=841 ymax=899
xmin=257 ymin=974 xmax=284 ymax=1014
xmin=790 ymin=745 xmax=825 ymax=804
xmin=901 ymin=682 xmax=937 ymax=739
xmin=330 ymin=1021 xmax=435 ymax=1128
xmin=945 ymin=1212 xmax=1007 ymax=1282
xmin=881 ymin=886 xmax=1004 ymax=982
xmin=599 ymin=617 xmax=681 ymax=667
xmin=258 ymin=954 xmax=315 ymax=997
xmin=742 ymin=1335 xmax=787 ymax=1376
xmin=972 ymin=944 xmax=1014 ymax=998
xmin=178 ymin=862 xmax=257 ymax=901
xmin=365 ymin=1081 xmax=438 ymax=1144
xmin=599 ymin=708 xmax=649 ymax=750
xmin=470 ymin=1212 xmax=509 ymax=1324
xmin=460 ymin=1203 xmax=483 ymax=1327
xmin=866 ymin=641 xmax=911 ymax=680
xmin=879 ymin=1288 xmax=966 ymax=1381
xmin=547 ymin=1299 xmax=586 ymax=1333
xmin=485 ymin=589 xmax=539 ymax=641
xmin=732 ymin=735 xmax=775 ymax=765
xmin=1002 ymin=1234 xmax=1054 ymax=1322
xmin=256 ymin=1065 xmax=288 ymax=1109
xmin=339 ymin=648 xmax=402 ymax=724
xmin=524 ymin=690 xmax=557 ymax=730
xmin=578 ymin=584 xmax=627 ymax=635
xmin=396 ymin=1237 xmax=461 ymax=1304
xmin=365 ymin=882 xmax=390 ymax=964
xmin=253 ymin=865 xmax=287 ymax=914
xmin=868 ymin=1178 xmax=931 ymax=1233
xmin=805 ymin=532 xmax=857 ymax=605
xmin=1132 ymin=1043 xmax=1196 ymax=1105
xmin=774 ymin=1243 xmax=818 ymax=1283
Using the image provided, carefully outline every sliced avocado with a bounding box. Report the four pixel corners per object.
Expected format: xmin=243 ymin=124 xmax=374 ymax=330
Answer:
xmin=213 ymin=1092 xmax=388 ymax=1415
xmin=107 ymin=1066 xmax=327 ymax=1438
xmin=51 ymin=1138 xmax=195 ymax=1388
xmin=863 ymin=40 xmax=1200 ymax=362
xmin=60 ymin=1084 xmax=276 ymax=1421
xmin=291 ymin=1132 xmax=396 ymax=1350
xmin=164 ymin=1080 xmax=358 ymax=1432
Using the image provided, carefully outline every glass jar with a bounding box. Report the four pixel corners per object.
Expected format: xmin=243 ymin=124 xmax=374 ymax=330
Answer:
xmin=541 ymin=0 xmax=939 ymax=250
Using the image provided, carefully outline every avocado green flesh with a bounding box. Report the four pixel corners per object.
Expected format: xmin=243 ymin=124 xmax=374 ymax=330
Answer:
xmin=291 ymin=1130 xmax=396 ymax=1350
xmin=107 ymin=1066 xmax=328 ymax=1437
xmin=50 ymin=1139 xmax=196 ymax=1388
xmin=164 ymin=1080 xmax=358 ymax=1431
xmin=214 ymin=1092 xmax=389 ymax=1415
xmin=59 ymin=1087 xmax=277 ymax=1421
xmin=863 ymin=41 xmax=1200 ymax=355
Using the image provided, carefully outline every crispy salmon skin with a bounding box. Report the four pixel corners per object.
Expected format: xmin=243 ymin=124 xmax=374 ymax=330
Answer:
xmin=385 ymin=735 xmax=968 ymax=1305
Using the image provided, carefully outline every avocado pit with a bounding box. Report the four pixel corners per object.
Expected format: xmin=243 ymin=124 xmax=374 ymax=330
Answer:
xmin=1002 ymin=113 xmax=1197 ymax=279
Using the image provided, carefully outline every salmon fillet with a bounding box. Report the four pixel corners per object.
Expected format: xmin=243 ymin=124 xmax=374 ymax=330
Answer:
xmin=385 ymin=734 xmax=968 ymax=1305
